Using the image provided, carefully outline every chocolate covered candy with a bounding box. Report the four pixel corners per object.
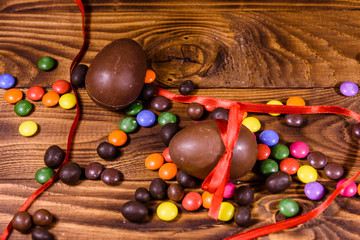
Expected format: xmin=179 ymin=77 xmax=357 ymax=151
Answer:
xmin=85 ymin=39 xmax=146 ymax=110
xmin=169 ymin=120 xmax=257 ymax=179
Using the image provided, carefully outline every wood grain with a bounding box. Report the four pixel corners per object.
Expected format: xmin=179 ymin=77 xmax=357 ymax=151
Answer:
xmin=1 ymin=0 xmax=360 ymax=239
xmin=1 ymin=1 xmax=360 ymax=88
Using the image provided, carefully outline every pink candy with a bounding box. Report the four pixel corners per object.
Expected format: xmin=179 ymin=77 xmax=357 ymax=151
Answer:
xmin=289 ymin=141 xmax=309 ymax=159
xmin=223 ymin=182 xmax=236 ymax=198
xmin=337 ymin=179 xmax=357 ymax=197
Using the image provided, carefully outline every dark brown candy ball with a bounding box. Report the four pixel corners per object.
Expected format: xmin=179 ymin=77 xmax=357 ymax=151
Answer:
xmin=12 ymin=211 xmax=32 ymax=233
xmin=187 ymin=102 xmax=204 ymax=120
xmin=285 ymin=114 xmax=304 ymax=127
xmin=324 ymin=162 xmax=344 ymax=180
xmin=233 ymin=186 xmax=254 ymax=206
xmin=139 ymin=83 xmax=156 ymax=101
xmin=176 ymin=170 xmax=200 ymax=188
xmin=101 ymin=168 xmax=121 ymax=186
xmin=44 ymin=145 xmax=65 ymax=169
xmin=33 ymin=209 xmax=53 ymax=227
xmin=307 ymin=151 xmax=328 ymax=169
xmin=32 ymin=227 xmax=54 ymax=240
xmin=85 ymin=39 xmax=146 ymax=111
xmin=149 ymin=178 xmax=167 ymax=200
xmin=97 ymin=142 xmax=119 ymax=160
xmin=353 ymin=122 xmax=360 ymax=138
xmin=234 ymin=207 xmax=251 ymax=227
xmin=121 ymin=201 xmax=148 ymax=223
xmin=179 ymin=80 xmax=194 ymax=95
xmin=210 ymin=107 xmax=229 ymax=121
xmin=160 ymin=123 xmax=179 ymax=146
xmin=169 ymin=120 xmax=257 ymax=180
xmin=150 ymin=96 xmax=171 ymax=112
xmin=85 ymin=162 xmax=104 ymax=180
xmin=135 ymin=187 xmax=151 ymax=203
xmin=167 ymin=184 xmax=185 ymax=202
xmin=265 ymin=171 xmax=291 ymax=194
xmin=70 ymin=64 xmax=88 ymax=88
xmin=59 ymin=162 xmax=82 ymax=185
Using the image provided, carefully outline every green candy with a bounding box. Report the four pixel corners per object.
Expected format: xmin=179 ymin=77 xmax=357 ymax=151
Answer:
xmin=14 ymin=100 xmax=32 ymax=116
xmin=125 ymin=102 xmax=143 ymax=116
xmin=119 ymin=117 xmax=138 ymax=133
xmin=278 ymin=198 xmax=299 ymax=217
xmin=260 ymin=159 xmax=279 ymax=176
xmin=38 ymin=56 xmax=57 ymax=71
xmin=158 ymin=112 xmax=177 ymax=126
xmin=271 ymin=144 xmax=289 ymax=160
xmin=35 ymin=167 xmax=54 ymax=184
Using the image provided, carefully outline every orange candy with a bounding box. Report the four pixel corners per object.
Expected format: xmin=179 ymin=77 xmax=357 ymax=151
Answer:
xmin=145 ymin=69 xmax=156 ymax=83
xmin=108 ymin=130 xmax=127 ymax=146
xmin=145 ymin=153 xmax=164 ymax=170
xmin=202 ymin=191 xmax=213 ymax=209
xmin=4 ymin=88 xmax=23 ymax=103
xmin=159 ymin=163 xmax=178 ymax=180
xmin=162 ymin=148 xmax=172 ymax=163
xmin=42 ymin=91 xmax=60 ymax=107
xmin=286 ymin=96 xmax=305 ymax=106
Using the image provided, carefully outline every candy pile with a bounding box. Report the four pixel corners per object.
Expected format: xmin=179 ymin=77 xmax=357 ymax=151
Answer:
xmin=1 ymin=57 xmax=78 ymax=138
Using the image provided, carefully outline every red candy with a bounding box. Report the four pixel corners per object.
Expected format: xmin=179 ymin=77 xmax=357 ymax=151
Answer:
xmin=27 ymin=86 xmax=45 ymax=101
xmin=162 ymin=148 xmax=172 ymax=163
xmin=52 ymin=80 xmax=70 ymax=94
xmin=182 ymin=192 xmax=202 ymax=211
xmin=280 ymin=157 xmax=299 ymax=175
xmin=257 ymin=143 xmax=271 ymax=161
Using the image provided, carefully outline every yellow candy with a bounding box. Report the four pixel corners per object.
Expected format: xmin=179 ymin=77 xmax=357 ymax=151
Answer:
xmin=19 ymin=121 xmax=38 ymax=137
xmin=218 ymin=202 xmax=235 ymax=221
xmin=297 ymin=165 xmax=318 ymax=183
xmin=242 ymin=117 xmax=261 ymax=133
xmin=59 ymin=93 xmax=76 ymax=110
xmin=266 ymin=100 xmax=283 ymax=116
xmin=157 ymin=202 xmax=178 ymax=221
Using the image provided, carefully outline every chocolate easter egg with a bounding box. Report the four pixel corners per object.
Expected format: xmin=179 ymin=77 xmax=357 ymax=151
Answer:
xmin=169 ymin=119 xmax=257 ymax=179
xmin=85 ymin=39 xmax=146 ymax=110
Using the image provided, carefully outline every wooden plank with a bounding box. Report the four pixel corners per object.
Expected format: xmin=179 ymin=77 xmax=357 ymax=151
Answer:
xmin=1 ymin=0 xmax=360 ymax=239
xmin=1 ymin=2 xmax=360 ymax=88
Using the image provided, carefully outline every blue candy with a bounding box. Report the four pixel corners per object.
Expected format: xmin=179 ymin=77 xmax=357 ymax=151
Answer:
xmin=0 ymin=73 xmax=15 ymax=89
xmin=259 ymin=130 xmax=279 ymax=147
xmin=136 ymin=110 xmax=156 ymax=127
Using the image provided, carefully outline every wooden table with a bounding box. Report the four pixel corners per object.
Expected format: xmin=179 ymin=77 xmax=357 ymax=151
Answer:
xmin=1 ymin=0 xmax=360 ymax=239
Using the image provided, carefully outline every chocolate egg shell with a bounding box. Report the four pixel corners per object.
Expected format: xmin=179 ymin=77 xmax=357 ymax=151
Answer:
xmin=85 ymin=39 xmax=146 ymax=110
xmin=169 ymin=119 xmax=257 ymax=180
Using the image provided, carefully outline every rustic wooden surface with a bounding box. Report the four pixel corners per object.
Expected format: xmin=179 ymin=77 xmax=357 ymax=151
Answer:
xmin=1 ymin=0 xmax=360 ymax=239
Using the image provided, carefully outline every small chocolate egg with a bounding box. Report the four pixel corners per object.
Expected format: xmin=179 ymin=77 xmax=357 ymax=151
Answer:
xmin=265 ymin=171 xmax=291 ymax=194
xmin=135 ymin=187 xmax=151 ymax=203
xmin=176 ymin=170 xmax=200 ymax=188
xmin=85 ymin=39 xmax=146 ymax=110
xmin=169 ymin=119 xmax=257 ymax=180
xmin=160 ymin=123 xmax=179 ymax=146
xmin=149 ymin=178 xmax=168 ymax=200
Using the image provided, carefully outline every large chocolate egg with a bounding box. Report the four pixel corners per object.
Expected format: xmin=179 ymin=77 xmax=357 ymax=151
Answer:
xmin=169 ymin=119 xmax=257 ymax=180
xmin=85 ymin=39 xmax=146 ymax=110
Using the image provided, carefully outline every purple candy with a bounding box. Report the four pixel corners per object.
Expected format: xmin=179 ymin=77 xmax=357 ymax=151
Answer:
xmin=223 ymin=182 xmax=236 ymax=198
xmin=304 ymin=181 xmax=324 ymax=200
xmin=340 ymin=81 xmax=358 ymax=97
xmin=289 ymin=141 xmax=309 ymax=159
xmin=336 ymin=179 xmax=357 ymax=197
